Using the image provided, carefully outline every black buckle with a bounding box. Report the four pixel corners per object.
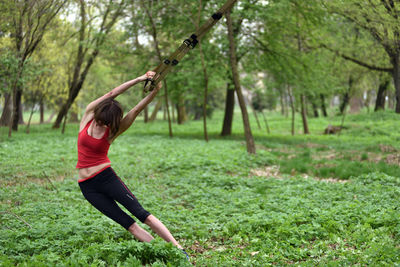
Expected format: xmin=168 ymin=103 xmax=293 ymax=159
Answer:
xmin=184 ymin=34 xmax=198 ymax=49
xmin=212 ymin=12 xmax=222 ymax=20
xmin=144 ymin=78 xmax=154 ymax=90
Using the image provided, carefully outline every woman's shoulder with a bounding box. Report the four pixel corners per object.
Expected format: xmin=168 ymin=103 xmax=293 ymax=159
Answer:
xmin=79 ymin=113 xmax=94 ymax=133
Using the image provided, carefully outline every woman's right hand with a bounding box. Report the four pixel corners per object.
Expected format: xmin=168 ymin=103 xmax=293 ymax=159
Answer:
xmin=143 ymin=71 xmax=156 ymax=81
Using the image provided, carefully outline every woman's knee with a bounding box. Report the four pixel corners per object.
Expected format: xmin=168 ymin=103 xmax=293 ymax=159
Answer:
xmin=144 ymin=214 xmax=156 ymax=226
xmin=128 ymin=222 xmax=141 ymax=234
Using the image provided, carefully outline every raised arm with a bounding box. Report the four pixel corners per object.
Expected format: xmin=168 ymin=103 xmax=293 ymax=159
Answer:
xmin=80 ymin=73 xmax=151 ymax=129
xmin=110 ymin=80 xmax=162 ymax=142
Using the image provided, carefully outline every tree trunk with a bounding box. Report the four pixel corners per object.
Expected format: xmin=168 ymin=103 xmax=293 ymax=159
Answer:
xmin=53 ymin=0 xmax=124 ymax=128
xmin=320 ymin=94 xmax=328 ymax=117
xmin=221 ymin=83 xmax=235 ymax=136
xmin=0 ymin=93 xmax=12 ymax=126
xmin=177 ymin=97 xmax=187 ymax=124
xmin=375 ymin=77 xmax=390 ymax=111
xmin=199 ymin=42 xmax=209 ymax=142
xmin=149 ymin=98 xmax=162 ymax=121
xmin=393 ymin=55 xmax=400 ymax=113
xmin=288 ymin=86 xmax=295 ymax=136
xmin=260 ymin=110 xmax=270 ymax=134
xmin=300 ymin=94 xmax=310 ymax=134
xmin=142 ymin=0 xmax=173 ymax=136
xmin=311 ymin=101 xmax=319 ymax=118
xmin=9 ymin=63 xmax=24 ymax=136
xmin=340 ymin=92 xmax=350 ymax=114
xmin=12 ymin=88 xmax=24 ymax=130
xmin=26 ymin=104 xmax=35 ymax=134
xmin=279 ymin=88 xmax=286 ymax=116
xmin=39 ymin=98 xmax=44 ymax=124
xmin=53 ymin=96 xmax=73 ymax=128
xmin=46 ymin=112 xmax=56 ymax=123
xmin=226 ymin=10 xmax=255 ymax=154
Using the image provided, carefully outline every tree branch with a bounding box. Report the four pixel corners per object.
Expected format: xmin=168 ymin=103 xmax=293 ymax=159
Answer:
xmin=321 ymin=44 xmax=392 ymax=72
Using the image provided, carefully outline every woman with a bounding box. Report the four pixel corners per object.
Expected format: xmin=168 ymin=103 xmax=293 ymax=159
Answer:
xmin=76 ymin=71 xmax=187 ymax=257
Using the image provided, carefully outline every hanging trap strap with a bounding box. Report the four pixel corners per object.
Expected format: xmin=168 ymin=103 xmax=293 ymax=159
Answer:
xmin=144 ymin=0 xmax=238 ymax=92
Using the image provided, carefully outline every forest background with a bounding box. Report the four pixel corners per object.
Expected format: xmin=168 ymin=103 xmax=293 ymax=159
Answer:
xmin=1 ymin=0 xmax=400 ymax=266
xmin=1 ymin=0 xmax=399 ymax=143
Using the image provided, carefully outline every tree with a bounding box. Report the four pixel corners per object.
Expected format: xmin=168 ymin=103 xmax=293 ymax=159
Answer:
xmin=53 ymin=0 xmax=127 ymax=129
xmin=323 ymin=0 xmax=400 ymax=113
xmin=2 ymin=0 xmax=66 ymax=137
xmin=226 ymin=9 xmax=255 ymax=154
xmin=140 ymin=0 xmax=173 ymax=137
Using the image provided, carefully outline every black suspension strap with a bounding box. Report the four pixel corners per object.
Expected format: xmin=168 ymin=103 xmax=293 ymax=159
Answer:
xmin=144 ymin=0 xmax=238 ymax=92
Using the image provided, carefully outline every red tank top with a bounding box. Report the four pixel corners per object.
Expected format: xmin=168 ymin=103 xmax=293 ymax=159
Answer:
xmin=76 ymin=119 xmax=111 ymax=169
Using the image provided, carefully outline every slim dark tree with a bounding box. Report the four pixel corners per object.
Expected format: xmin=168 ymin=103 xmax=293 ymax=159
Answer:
xmin=226 ymin=9 xmax=255 ymax=154
xmin=4 ymin=0 xmax=67 ymax=137
xmin=53 ymin=0 xmax=126 ymax=129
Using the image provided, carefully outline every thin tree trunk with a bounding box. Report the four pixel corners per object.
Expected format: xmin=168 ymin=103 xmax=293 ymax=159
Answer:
xmin=46 ymin=111 xmax=56 ymax=123
xmin=338 ymin=105 xmax=347 ymax=137
xmin=142 ymin=0 xmax=173 ymax=137
xmin=0 ymin=93 xmax=12 ymax=126
xmin=149 ymin=98 xmax=162 ymax=121
xmin=221 ymin=83 xmax=235 ymax=136
xmin=177 ymin=97 xmax=187 ymax=124
xmin=199 ymin=42 xmax=209 ymax=142
xmin=287 ymin=86 xmax=295 ymax=136
xmin=393 ymin=55 xmax=400 ymax=113
xmin=279 ymin=88 xmax=285 ymax=116
xmin=248 ymin=97 xmax=261 ymax=130
xmin=311 ymin=101 xmax=319 ymax=118
xmin=39 ymin=98 xmax=44 ymax=124
xmin=226 ymin=9 xmax=255 ymax=154
xmin=375 ymin=78 xmax=389 ymax=111
xmin=61 ymin=111 xmax=68 ymax=134
xmin=9 ymin=62 xmax=24 ymax=137
xmin=260 ymin=110 xmax=270 ymax=134
xmin=300 ymin=94 xmax=310 ymax=134
xmin=12 ymin=87 xmax=24 ymax=130
xmin=340 ymin=92 xmax=350 ymax=114
xmin=53 ymin=0 xmax=124 ymax=128
xmin=320 ymin=94 xmax=328 ymax=117
xmin=26 ymin=104 xmax=35 ymax=134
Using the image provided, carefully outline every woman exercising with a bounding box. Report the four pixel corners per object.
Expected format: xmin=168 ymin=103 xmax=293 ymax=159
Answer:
xmin=76 ymin=71 xmax=187 ymax=257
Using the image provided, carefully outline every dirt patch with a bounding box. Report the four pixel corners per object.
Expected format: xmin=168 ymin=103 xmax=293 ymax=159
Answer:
xmin=385 ymin=154 xmax=400 ymax=165
xmin=250 ymin=166 xmax=282 ymax=179
xmin=250 ymin=166 xmax=348 ymax=184
xmin=379 ymin=144 xmax=398 ymax=153
xmin=304 ymin=175 xmax=349 ymax=184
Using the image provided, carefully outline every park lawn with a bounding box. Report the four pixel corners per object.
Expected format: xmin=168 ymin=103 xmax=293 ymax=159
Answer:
xmin=0 ymin=110 xmax=399 ymax=266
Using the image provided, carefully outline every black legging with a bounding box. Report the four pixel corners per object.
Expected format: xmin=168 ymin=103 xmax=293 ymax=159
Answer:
xmin=79 ymin=167 xmax=151 ymax=230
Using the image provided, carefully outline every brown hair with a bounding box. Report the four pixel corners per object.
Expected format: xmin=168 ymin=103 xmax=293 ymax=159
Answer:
xmin=93 ymin=98 xmax=123 ymax=138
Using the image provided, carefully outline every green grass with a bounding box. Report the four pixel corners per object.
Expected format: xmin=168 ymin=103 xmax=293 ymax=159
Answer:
xmin=0 ymin=109 xmax=399 ymax=266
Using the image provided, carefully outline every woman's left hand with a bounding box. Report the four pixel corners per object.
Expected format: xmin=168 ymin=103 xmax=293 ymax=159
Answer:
xmin=145 ymin=71 xmax=156 ymax=80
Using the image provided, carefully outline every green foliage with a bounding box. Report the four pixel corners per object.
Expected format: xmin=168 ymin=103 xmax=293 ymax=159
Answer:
xmin=1 ymin=110 xmax=400 ymax=266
